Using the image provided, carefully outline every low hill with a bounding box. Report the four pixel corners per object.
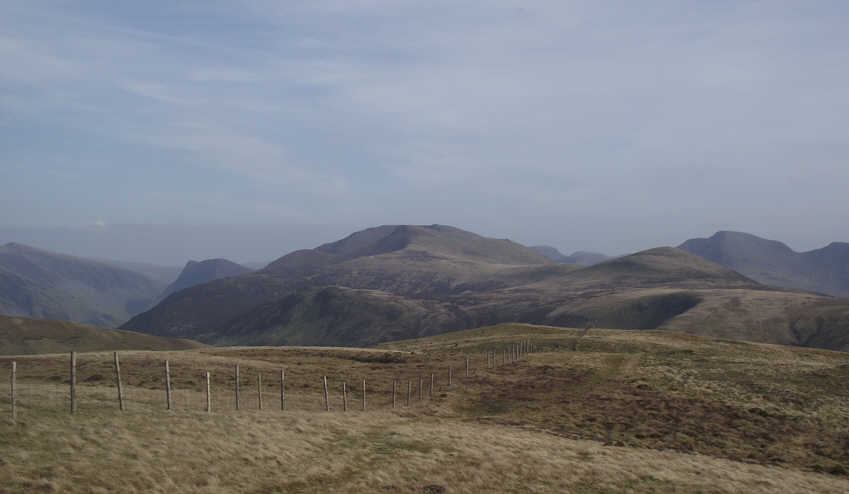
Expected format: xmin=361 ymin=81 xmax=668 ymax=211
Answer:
xmin=532 ymin=245 xmax=610 ymax=265
xmin=0 ymin=314 xmax=203 ymax=355
xmin=161 ymin=258 xmax=252 ymax=299
xmin=557 ymin=247 xmax=757 ymax=289
xmin=679 ymin=231 xmax=849 ymax=297
xmin=3 ymin=324 xmax=849 ymax=492
xmin=0 ymin=243 xmax=162 ymax=327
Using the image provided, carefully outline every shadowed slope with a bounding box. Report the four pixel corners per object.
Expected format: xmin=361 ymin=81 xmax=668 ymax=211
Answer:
xmin=0 ymin=243 xmax=161 ymax=327
xmin=680 ymin=231 xmax=849 ymax=297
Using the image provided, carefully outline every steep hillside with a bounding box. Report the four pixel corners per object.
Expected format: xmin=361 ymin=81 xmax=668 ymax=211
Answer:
xmin=161 ymin=258 xmax=252 ymax=299
xmin=0 ymin=314 xmax=203 ymax=355
xmin=679 ymin=231 xmax=849 ymax=297
xmin=213 ymin=286 xmax=469 ymax=347
xmin=123 ymin=225 xmax=555 ymax=340
xmin=0 ymin=243 xmax=162 ymax=327
xmin=98 ymin=259 xmax=182 ymax=288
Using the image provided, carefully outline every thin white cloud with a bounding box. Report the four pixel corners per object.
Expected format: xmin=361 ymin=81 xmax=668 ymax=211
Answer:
xmin=2 ymin=1 xmax=849 ymax=254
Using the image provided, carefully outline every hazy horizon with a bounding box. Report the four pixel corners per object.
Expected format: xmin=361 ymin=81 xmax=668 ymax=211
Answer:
xmin=3 ymin=2 xmax=848 ymax=264
xmin=0 ymin=221 xmax=844 ymax=266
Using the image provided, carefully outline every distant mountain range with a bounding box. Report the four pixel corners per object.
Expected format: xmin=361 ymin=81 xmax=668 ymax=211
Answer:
xmin=4 ymin=226 xmax=849 ymax=352
xmin=679 ymin=231 xmax=849 ymax=298
xmin=161 ymin=259 xmax=252 ymax=299
xmin=121 ymin=224 xmax=849 ymax=351
xmin=0 ymin=243 xmax=162 ymax=327
xmin=531 ymin=246 xmax=611 ymax=265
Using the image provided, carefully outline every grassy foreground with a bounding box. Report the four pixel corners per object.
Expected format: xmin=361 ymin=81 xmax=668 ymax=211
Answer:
xmin=1 ymin=324 xmax=849 ymax=493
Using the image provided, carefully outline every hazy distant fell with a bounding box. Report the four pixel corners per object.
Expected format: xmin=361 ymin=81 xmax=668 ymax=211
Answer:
xmin=680 ymin=231 xmax=849 ymax=297
xmin=0 ymin=243 xmax=161 ymax=327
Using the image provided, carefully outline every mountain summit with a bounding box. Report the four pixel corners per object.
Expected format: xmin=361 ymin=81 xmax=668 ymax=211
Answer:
xmin=679 ymin=231 xmax=849 ymax=297
xmin=161 ymin=258 xmax=252 ymax=299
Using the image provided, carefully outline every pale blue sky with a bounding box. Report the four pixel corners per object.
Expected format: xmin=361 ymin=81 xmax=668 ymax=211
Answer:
xmin=2 ymin=1 xmax=848 ymax=264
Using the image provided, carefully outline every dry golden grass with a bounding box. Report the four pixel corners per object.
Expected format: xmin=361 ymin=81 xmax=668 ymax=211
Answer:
xmin=2 ymin=323 xmax=849 ymax=493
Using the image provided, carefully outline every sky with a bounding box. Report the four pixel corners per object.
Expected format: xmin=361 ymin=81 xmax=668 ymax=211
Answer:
xmin=2 ymin=1 xmax=848 ymax=265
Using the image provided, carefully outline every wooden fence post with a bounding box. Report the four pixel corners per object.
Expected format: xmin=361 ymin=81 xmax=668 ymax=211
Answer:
xmin=323 ymin=376 xmax=330 ymax=411
xmin=342 ymin=381 xmax=348 ymax=412
xmin=418 ymin=376 xmax=423 ymax=401
xmin=235 ymin=365 xmax=240 ymax=410
xmin=362 ymin=379 xmax=366 ymax=411
xmin=466 ymin=357 xmax=470 ymax=377
xmin=257 ymin=374 xmax=263 ymax=410
xmin=113 ymin=352 xmax=124 ymax=411
xmin=10 ymin=361 xmax=16 ymax=423
xmin=430 ymin=373 xmax=434 ymax=399
xmin=280 ymin=369 xmax=286 ymax=411
xmin=165 ymin=360 xmax=172 ymax=411
xmin=70 ymin=351 xmax=76 ymax=414
xmin=392 ymin=379 xmax=397 ymax=409
xmin=205 ymin=371 xmax=212 ymax=413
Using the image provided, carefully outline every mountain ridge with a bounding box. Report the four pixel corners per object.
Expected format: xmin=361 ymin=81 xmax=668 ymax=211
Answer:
xmin=679 ymin=231 xmax=849 ymax=297
xmin=119 ymin=225 xmax=849 ymax=351
xmin=0 ymin=242 xmax=162 ymax=327
xmin=161 ymin=258 xmax=252 ymax=299
xmin=531 ymin=245 xmax=610 ymax=265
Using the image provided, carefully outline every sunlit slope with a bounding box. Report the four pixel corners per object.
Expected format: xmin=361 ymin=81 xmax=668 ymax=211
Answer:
xmin=2 ymin=324 xmax=849 ymax=492
xmin=0 ymin=315 xmax=204 ymax=355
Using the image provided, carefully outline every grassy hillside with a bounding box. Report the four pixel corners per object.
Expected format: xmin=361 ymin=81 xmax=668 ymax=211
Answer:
xmin=0 ymin=315 xmax=204 ymax=355
xmin=0 ymin=243 xmax=161 ymax=327
xmin=1 ymin=324 xmax=849 ymax=492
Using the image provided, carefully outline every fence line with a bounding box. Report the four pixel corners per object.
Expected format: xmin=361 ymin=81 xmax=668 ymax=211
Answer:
xmin=4 ymin=339 xmax=543 ymax=420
